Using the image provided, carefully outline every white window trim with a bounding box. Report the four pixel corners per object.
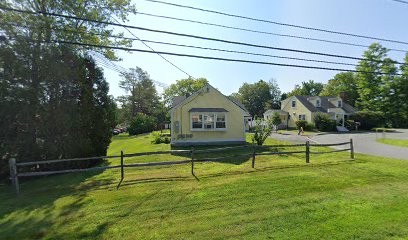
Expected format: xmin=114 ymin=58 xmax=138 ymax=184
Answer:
xmin=337 ymin=100 xmax=342 ymax=107
xmin=190 ymin=112 xmax=227 ymax=131
xmin=316 ymin=100 xmax=321 ymax=107
xmin=292 ymin=100 xmax=296 ymax=108
xmin=298 ymin=114 xmax=306 ymax=121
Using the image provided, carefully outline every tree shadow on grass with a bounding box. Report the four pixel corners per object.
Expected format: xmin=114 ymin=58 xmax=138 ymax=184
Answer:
xmin=0 ymin=169 xmax=116 ymax=239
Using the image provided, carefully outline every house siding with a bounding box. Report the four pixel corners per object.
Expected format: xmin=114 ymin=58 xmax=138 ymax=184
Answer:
xmin=281 ymin=96 xmax=313 ymax=128
xmin=171 ymin=86 xmax=247 ymax=145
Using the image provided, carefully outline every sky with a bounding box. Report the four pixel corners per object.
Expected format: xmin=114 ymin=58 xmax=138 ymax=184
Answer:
xmin=102 ymin=0 xmax=408 ymax=98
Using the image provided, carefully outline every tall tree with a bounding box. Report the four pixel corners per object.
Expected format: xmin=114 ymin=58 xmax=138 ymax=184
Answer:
xmin=236 ymin=80 xmax=273 ymax=117
xmin=0 ymin=0 xmax=132 ymax=178
xmin=355 ymin=43 xmax=389 ymax=111
xmin=321 ymin=72 xmax=359 ymax=106
xmin=119 ymin=67 xmax=160 ymax=118
xmin=267 ymin=79 xmax=282 ymax=109
xmin=163 ymin=77 xmax=208 ymax=106
xmin=288 ymin=80 xmax=324 ymax=96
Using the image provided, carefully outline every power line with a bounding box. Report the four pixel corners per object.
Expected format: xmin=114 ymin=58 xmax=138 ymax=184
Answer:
xmin=144 ymin=0 xmax=408 ymax=46
xmin=90 ymin=51 xmax=170 ymax=88
xmin=4 ymin=22 xmax=362 ymax=67
xmin=135 ymin=11 xmax=408 ymax=53
xmin=1 ymin=5 xmax=405 ymax=66
xmin=12 ymin=37 xmax=402 ymax=76
xmin=110 ymin=16 xmax=193 ymax=79
xmin=389 ymin=0 xmax=408 ymax=4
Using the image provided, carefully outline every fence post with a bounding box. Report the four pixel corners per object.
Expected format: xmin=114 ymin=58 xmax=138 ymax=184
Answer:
xmin=252 ymin=139 xmax=256 ymax=168
xmin=120 ymin=150 xmax=124 ymax=180
xmin=305 ymin=141 xmax=310 ymax=164
xmin=350 ymin=138 xmax=354 ymax=159
xmin=9 ymin=158 xmax=19 ymax=195
xmin=191 ymin=146 xmax=195 ymax=175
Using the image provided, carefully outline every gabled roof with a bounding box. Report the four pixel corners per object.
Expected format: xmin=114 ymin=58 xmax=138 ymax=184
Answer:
xmin=295 ymin=95 xmax=356 ymax=114
xmin=171 ymin=83 xmax=250 ymax=116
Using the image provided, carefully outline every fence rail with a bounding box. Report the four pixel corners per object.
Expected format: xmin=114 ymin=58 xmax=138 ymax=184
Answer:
xmin=8 ymin=139 xmax=355 ymax=195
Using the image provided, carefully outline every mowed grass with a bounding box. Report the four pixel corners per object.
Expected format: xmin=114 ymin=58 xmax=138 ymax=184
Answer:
xmin=377 ymin=138 xmax=408 ymax=148
xmin=1 ymin=133 xmax=408 ymax=239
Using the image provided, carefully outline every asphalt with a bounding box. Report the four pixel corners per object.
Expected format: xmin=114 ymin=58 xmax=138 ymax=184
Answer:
xmin=269 ymin=129 xmax=408 ymax=160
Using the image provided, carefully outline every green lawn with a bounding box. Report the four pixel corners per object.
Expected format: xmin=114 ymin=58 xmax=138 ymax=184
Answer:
xmin=377 ymin=138 xmax=408 ymax=148
xmin=1 ymin=133 xmax=408 ymax=239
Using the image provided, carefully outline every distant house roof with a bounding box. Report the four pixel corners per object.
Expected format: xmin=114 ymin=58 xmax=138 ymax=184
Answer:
xmin=295 ymin=96 xmax=356 ymax=114
xmin=189 ymin=108 xmax=228 ymax=112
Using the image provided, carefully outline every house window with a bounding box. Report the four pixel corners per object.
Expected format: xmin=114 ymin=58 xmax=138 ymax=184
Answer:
xmin=191 ymin=113 xmax=226 ymax=130
xmin=299 ymin=114 xmax=306 ymax=120
xmin=316 ymin=100 xmax=321 ymax=107
xmin=337 ymin=100 xmax=342 ymax=107
xmin=292 ymin=100 xmax=296 ymax=107
xmin=216 ymin=114 xmax=226 ymax=128
xmin=192 ymin=114 xmax=203 ymax=129
xmin=204 ymin=114 xmax=214 ymax=129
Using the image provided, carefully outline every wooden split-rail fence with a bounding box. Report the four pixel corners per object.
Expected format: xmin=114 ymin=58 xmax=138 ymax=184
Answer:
xmin=8 ymin=139 xmax=354 ymax=195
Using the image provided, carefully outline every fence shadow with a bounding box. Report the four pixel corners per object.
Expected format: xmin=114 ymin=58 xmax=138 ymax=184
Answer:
xmin=113 ymin=158 xmax=361 ymax=190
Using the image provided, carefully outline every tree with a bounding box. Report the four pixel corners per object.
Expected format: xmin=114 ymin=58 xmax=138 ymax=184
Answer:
xmin=267 ymin=79 xmax=282 ymax=109
xmin=288 ymin=80 xmax=324 ymax=96
xmin=252 ymin=117 xmax=274 ymax=145
xmin=0 ymin=0 xmax=132 ymax=179
xmin=355 ymin=43 xmax=389 ymax=111
xmin=119 ymin=67 xmax=160 ymax=118
xmin=236 ymin=80 xmax=273 ymax=117
xmin=271 ymin=112 xmax=282 ymax=133
xmin=397 ymin=53 xmax=408 ymax=127
xmin=163 ymin=78 xmax=208 ymax=106
xmin=321 ymin=72 xmax=359 ymax=106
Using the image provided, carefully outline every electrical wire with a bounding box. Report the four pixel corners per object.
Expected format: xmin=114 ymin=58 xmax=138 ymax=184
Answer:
xmin=10 ymin=37 xmax=402 ymax=76
xmin=0 ymin=5 xmax=405 ymax=66
xmin=144 ymin=0 xmax=408 ymax=46
xmin=135 ymin=11 xmax=408 ymax=53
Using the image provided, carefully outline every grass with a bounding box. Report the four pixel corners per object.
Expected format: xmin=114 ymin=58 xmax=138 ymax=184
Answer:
xmin=1 ymin=133 xmax=408 ymax=239
xmin=377 ymin=138 xmax=408 ymax=148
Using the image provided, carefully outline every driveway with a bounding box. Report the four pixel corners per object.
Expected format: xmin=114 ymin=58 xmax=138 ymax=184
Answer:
xmin=310 ymin=129 xmax=408 ymax=160
xmin=269 ymin=129 xmax=408 ymax=160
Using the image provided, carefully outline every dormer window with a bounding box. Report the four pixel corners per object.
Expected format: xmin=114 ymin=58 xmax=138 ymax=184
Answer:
xmin=316 ymin=100 xmax=321 ymax=107
xmin=337 ymin=100 xmax=342 ymax=107
xmin=292 ymin=100 xmax=296 ymax=108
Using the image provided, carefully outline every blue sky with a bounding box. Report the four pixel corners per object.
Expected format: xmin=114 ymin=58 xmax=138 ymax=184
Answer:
xmin=103 ymin=0 xmax=408 ymax=98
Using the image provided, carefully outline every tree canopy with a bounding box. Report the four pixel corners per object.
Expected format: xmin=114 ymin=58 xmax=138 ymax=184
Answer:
xmin=288 ymin=80 xmax=324 ymax=97
xmin=163 ymin=78 xmax=209 ymax=106
xmin=321 ymin=72 xmax=359 ymax=106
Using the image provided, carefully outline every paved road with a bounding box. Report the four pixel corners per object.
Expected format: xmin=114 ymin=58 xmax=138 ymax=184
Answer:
xmin=270 ymin=129 xmax=408 ymax=160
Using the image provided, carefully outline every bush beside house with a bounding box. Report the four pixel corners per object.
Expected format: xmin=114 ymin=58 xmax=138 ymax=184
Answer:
xmin=350 ymin=111 xmax=385 ymax=130
xmin=313 ymin=112 xmax=337 ymax=131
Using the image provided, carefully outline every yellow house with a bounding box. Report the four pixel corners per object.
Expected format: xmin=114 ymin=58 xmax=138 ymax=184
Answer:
xmin=264 ymin=95 xmax=356 ymax=129
xmin=170 ymin=84 xmax=250 ymax=146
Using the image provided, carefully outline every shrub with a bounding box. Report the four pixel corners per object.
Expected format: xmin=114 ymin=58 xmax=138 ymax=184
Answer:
xmin=295 ymin=120 xmax=307 ymax=129
xmin=150 ymin=132 xmax=171 ymax=144
xmin=252 ymin=117 xmax=274 ymax=146
xmin=345 ymin=120 xmax=356 ymax=130
xmin=349 ymin=111 xmax=385 ymax=130
xmin=305 ymin=122 xmax=316 ymax=131
xmin=313 ymin=112 xmax=336 ymax=131
xmin=128 ymin=113 xmax=157 ymax=135
xmin=271 ymin=112 xmax=282 ymax=132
